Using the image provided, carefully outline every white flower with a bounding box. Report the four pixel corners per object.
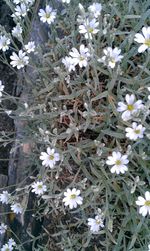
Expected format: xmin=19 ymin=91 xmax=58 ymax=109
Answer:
xmin=1 ymin=239 xmax=16 ymax=251
xmin=125 ymin=122 xmax=145 ymax=141
xmin=63 ymin=188 xmax=83 ymax=209
xmin=0 ymin=191 xmax=11 ymax=204
xmin=62 ymin=56 xmax=76 ymax=72
xmin=12 ymin=24 xmax=22 ymax=39
xmin=134 ymin=26 xmax=150 ymax=53
xmin=148 ymin=244 xmax=150 ymax=251
xmin=69 ymin=44 xmax=90 ymax=68
xmin=0 ymin=35 xmax=11 ymax=52
xmin=88 ymin=3 xmax=102 ymax=18
xmin=88 ymin=214 xmax=104 ymax=232
xmin=61 ymin=0 xmax=70 ymax=3
xmin=136 ymin=191 xmax=150 ymax=216
xmin=40 ymin=147 xmax=60 ymax=168
xmin=106 ymin=151 xmax=129 ymax=174
xmin=0 ymin=223 xmax=7 ymax=234
xmin=8 ymin=238 xmax=16 ymax=248
xmin=10 ymin=50 xmax=29 ymax=69
xmin=38 ymin=5 xmax=57 ymax=24
xmin=79 ymin=18 xmax=99 ymax=39
xmin=31 ymin=181 xmax=47 ymax=196
xmin=11 ymin=203 xmax=23 ymax=214
xmin=24 ymin=41 xmax=35 ymax=53
xmin=1 ymin=244 xmax=13 ymax=251
xmin=98 ymin=47 xmax=123 ymax=69
xmin=117 ymin=94 xmax=144 ymax=121
xmin=14 ymin=3 xmax=29 ymax=17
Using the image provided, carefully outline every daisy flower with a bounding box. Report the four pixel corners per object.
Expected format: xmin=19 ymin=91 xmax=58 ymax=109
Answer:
xmin=12 ymin=24 xmax=22 ymax=39
xmin=63 ymin=188 xmax=83 ymax=209
xmin=0 ymin=223 xmax=7 ymax=234
xmin=10 ymin=50 xmax=29 ymax=69
xmin=0 ymin=191 xmax=11 ymax=204
xmin=79 ymin=18 xmax=99 ymax=39
xmin=1 ymin=244 xmax=12 ymax=251
xmin=69 ymin=44 xmax=90 ymax=68
xmin=125 ymin=122 xmax=145 ymax=141
xmin=38 ymin=5 xmax=57 ymax=25
xmin=88 ymin=3 xmax=102 ymax=18
xmin=106 ymin=151 xmax=129 ymax=174
xmin=0 ymin=35 xmax=11 ymax=52
xmin=14 ymin=3 xmax=29 ymax=17
xmin=136 ymin=191 xmax=150 ymax=216
xmin=24 ymin=41 xmax=35 ymax=53
xmin=40 ymin=147 xmax=60 ymax=168
xmin=117 ymin=94 xmax=144 ymax=121
xmin=11 ymin=203 xmax=23 ymax=214
xmin=62 ymin=56 xmax=76 ymax=72
xmin=31 ymin=181 xmax=47 ymax=196
xmin=1 ymin=238 xmax=16 ymax=251
xmin=98 ymin=47 xmax=123 ymax=69
xmin=8 ymin=238 xmax=16 ymax=248
xmin=88 ymin=214 xmax=104 ymax=233
xmin=148 ymin=244 xmax=150 ymax=251
xmin=134 ymin=26 xmax=150 ymax=53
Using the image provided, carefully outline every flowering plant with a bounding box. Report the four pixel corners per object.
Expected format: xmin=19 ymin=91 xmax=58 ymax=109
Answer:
xmin=0 ymin=0 xmax=150 ymax=250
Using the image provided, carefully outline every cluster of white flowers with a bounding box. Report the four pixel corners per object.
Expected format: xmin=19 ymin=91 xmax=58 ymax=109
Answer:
xmin=62 ymin=44 xmax=90 ymax=72
xmin=117 ymin=94 xmax=145 ymax=139
xmin=10 ymin=41 xmax=35 ymax=69
xmin=78 ymin=3 xmax=101 ymax=40
xmin=12 ymin=0 xmax=35 ymax=20
xmin=0 ymin=190 xmax=23 ymax=214
xmin=1 ymin=238 xmax=16 ymax=251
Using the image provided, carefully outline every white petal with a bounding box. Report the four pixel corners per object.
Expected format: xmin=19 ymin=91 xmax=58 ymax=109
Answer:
xmin=138 ymin=44 xmax=148 ymax=53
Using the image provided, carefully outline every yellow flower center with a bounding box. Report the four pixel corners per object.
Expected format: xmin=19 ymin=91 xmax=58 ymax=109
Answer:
xmin=46 ymin=13 xmax=51 ymax=19
xmin=110 ymin=58 xmax=115 ymax=64
xmin=38 ymin=185 xmax=43 ymax=189
xmin=144 ymin=39 xmax=150 ymax=47
xmin=49 ymin=154 xmax=54 ymax=160
xmin=134 ymin=129 xmax=140 ymax=134
xmin=144 ymin=200 xmax=150 ymax=206
xmin=127 ymin=104 xmax=134 ymax=111
xmin=80 ymin=56 xmax=84 ymax=61
xmin=115 ymin=160 xmax=121 ymax=166
xmin=70 ymin=194 xmax=76 ymax=199
xmin=88 ymin=28 xmax=94 ymax=33
xmin=96 ymin=219 xmax=101 ymax=225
